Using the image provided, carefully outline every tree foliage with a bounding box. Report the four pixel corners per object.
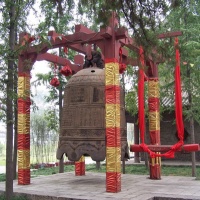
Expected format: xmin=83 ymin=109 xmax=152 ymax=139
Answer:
xmin=31 ymin=0 xmax=75 ymax=132
xmin=0 ymin=0 xmax=36 ymax=120
xmin=159 ymin=0 xmax=200 ymax=123
xmin=37 ymin=0 xmax=75 ymax=33
xmin=31 ymin=111 xmax=58 ymax=163
xmin=0 ymin=1 xmax=36 ymax=198
xmin=78 ymin=0 xmax=171 ymax=48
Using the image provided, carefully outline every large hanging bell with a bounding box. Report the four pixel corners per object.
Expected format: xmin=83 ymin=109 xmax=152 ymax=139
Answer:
xmin=57 ymin=67 xmax=129 ymax=162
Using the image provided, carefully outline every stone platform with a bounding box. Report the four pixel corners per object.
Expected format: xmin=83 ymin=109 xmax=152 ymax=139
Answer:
xmin=0 ymin=172 xmax=200 ymax=200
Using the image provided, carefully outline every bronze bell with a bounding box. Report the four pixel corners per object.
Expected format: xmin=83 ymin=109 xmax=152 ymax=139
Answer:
xmin=56 ymin=67 xmax=129 ymax=162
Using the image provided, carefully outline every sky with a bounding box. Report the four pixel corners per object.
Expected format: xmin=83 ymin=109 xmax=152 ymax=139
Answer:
xmin=27 ymin=2 xmax=57 ymax=111
xmin=0 ymin=3 xmax=49 ymax=134
xmin=31 ymin=61 xmax=51 ymax=108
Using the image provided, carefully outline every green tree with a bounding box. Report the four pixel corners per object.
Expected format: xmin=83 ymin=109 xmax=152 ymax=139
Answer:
xmin=159 ymin=0 xmax=200 ymax=177
xmin=34 ymin=0 xmax=75 ymax=172
xmin=124 ymin=65 xmax=138 ymax=116
xmin=77 ymin=0 xmax=171 ymax=49
xmin=4 ymin=1 xmax=18 ymax=198
xmin=31 ymin=110 xmax=58 ymax=164
xmin=0 ymin=1 xmax=35 ymax=198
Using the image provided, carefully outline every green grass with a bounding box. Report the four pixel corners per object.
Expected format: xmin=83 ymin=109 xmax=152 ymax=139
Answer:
xmin=1 ymin=164 xmax=200 ymax=182
xmin=0 ymin=174 xmax=5 ymax=182
xmin=86 ymin=164 xmax=148 ymax=175
xmin=86 ymin=164 xmax=200 ymax=178
xmin=31 ymin=165 xmax=74 ymax=177
xmin=0 ymin=194 xmax=28 ymax=200
xmin=162 ymin=165 xmax=200 ymax=177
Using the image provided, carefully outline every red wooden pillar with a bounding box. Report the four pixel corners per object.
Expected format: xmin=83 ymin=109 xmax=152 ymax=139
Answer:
xmin=17 ymin=73 xmax=31 ymax=184
xmin=75 ymin=156 xmax=85 ymax=176
xmin=17 ymin=33 xmax=37 ymax=184
xmin=134 ymin=123 xmax=140 ymax=163
xmin=139 ymin=46 xmax=161 ymax=179
xmin=105 ymin=59 xmax=121 ymax=192
xmin=148 ymin=78 xmax=161 ymax=179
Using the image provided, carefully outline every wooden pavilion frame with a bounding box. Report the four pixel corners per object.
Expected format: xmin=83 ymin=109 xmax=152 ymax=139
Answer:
xmin=17 ymin=12 xmax=193 ymax=192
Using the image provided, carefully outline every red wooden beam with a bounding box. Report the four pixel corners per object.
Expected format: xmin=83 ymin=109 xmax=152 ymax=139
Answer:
xmin=123 ymin=31 xmax=183 ymax=55
xmin=36 ymin=53 xmax=84 ymax=73
xmin=158 ymin=31 xmax=183 ymax=39
xmin=75 ymin=24 xmax=95 ymax=34
xmin=21 ymin=27 xmax=131 ymax=56
xmin=22 ymin=30 xmax=110 ymax=55
xmin=68 ymin=44 xmax=87 ymax=54
xmin=115 ymin=27 xmax=129 ymax=40
xmin=125 ymin=57 xmax=138 ymax=66
xmin=121 ymin=38 xmax=140 ymax=53
xmin=130 ymin=144 xmax=200 ymax=153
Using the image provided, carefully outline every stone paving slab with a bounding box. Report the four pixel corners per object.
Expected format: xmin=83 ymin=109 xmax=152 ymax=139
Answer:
xmin=0 ymin=172 xmax=200 ymax=200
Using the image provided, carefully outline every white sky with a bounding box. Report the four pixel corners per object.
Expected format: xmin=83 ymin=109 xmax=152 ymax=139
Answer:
xmin=31 ymin=61 xmax=51 ymax=108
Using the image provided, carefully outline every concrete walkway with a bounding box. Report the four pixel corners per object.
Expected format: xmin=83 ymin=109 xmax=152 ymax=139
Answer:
xmin=0 ymin=172 xmax=200 ymax=200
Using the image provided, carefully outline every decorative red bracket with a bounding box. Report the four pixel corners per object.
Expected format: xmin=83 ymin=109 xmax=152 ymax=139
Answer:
xmin=131 ymin=144 xmax=200 ymax=153
xmin=36 ymin=53 xmax=84 ymax=74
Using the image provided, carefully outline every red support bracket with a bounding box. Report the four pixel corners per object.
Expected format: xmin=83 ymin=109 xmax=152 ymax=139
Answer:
xmin=130 ymin=144 xmax=200 ymax=153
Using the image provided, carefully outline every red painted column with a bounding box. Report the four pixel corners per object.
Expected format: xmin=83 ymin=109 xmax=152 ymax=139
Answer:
xmin=134 ymin=123 xmax=140 ymax=163
xmin=75 ymin=156 xmax=85 ymax=176
xmin=105 ymin=59 xmax=121 ymax=193
xmin=17 ymin=32 xmax=38 ymax=184
xmin=148 ymin=78 xmax=161 ymax=179
xmin=17 ymin=72 xmax=31 ymax=184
